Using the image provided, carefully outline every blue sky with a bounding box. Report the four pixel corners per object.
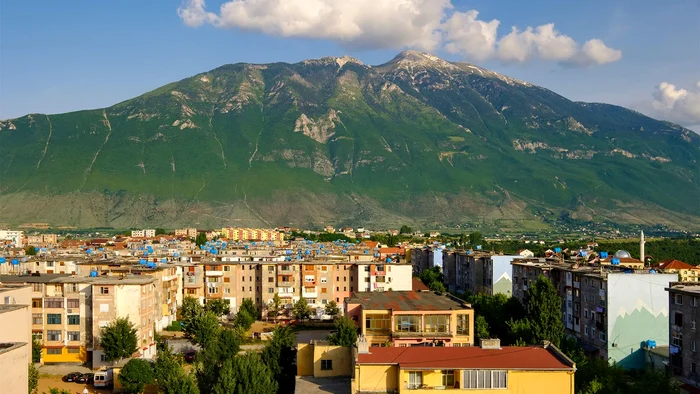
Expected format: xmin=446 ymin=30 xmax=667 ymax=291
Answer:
xmin=1 ymin=0 xmax=699 ymax=130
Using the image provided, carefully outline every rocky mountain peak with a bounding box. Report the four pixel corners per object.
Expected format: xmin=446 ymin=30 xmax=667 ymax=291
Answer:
xmin=378 ymin=50 xmax=459 ymax=71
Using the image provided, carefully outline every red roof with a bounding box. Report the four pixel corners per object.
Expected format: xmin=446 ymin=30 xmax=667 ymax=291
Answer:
xmin=412 ymin=277 xmax=429 ymax=291
xmin=658 ymin=259 xmax=697 ymax=270
xmin=357 ymin=346 xmax=574 ymax=370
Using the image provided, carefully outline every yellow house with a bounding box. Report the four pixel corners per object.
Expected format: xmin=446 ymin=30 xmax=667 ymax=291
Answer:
xmin=351 ymin=338 xmax=575 ymax=394
xmin=297 ymin=340 xmax=353 ymax=378
xmin=345 ymin=291 xmax=474 ymax=347
xmin=658 ymin=260 xmax=700 ymax=282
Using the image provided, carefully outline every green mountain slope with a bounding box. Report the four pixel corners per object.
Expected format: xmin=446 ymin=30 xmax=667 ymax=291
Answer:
xmin=1 ymin=51 xmax=698 ymax=230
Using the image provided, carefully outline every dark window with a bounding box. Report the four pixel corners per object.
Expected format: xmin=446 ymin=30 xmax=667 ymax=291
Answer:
xmin=47 ymin=314 xmax=61 ymax=325
xmin=321 ymin=360 xmax=333 ymax=370
xmin=68 ymin=315 xmax=80 ymax=325
xmin=46 ymin=348 xmax=62 ymax=355
xmin=675 ymin=312 xmax=683 ymax=327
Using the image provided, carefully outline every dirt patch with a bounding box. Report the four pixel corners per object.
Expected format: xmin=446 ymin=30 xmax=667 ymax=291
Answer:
xmin=38 ymin=377 xmax=111 ymax=394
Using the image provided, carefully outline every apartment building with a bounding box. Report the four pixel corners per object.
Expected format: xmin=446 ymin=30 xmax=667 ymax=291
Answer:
xmin=175 ymin=228 xmax=198 ymax=238
xmin=666 ymin=282 xmax=700 ymax=389
xmin=354 ymin=261 xmax=412 ymax=293
xmin=345 ymin=291 xmax=475 ymax=347
xmin=0 ymin=273 xmax=158 ymax=367
xmin=351 ymin=338 xmax=576 ymax=393
xmin=131 ymin=229 xmax=156 ymax=238
xmin=220 ymin=227 xmax=284 ymax=242
xmin=659 ymin=260 xmax=700 ymax=282
xmin=0 ymin=229 xmax=24 ymax=247
xmin=511 ymin=259 xmax=675 ymax=368
xmin=0 ymin=283 xmax=31 ymax=394
xmin=26 ymin=234 xmax=58 ymax=246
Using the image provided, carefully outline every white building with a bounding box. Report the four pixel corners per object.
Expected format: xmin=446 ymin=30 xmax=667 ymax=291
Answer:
xmin=130 ymin=229 xmax=155 ymax=238
xmin=0 ymin=230 xmax=24 ymax=247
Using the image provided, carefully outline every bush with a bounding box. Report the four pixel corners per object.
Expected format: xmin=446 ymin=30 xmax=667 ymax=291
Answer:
xmin=165 ymin=321 xmax=183 ymax=332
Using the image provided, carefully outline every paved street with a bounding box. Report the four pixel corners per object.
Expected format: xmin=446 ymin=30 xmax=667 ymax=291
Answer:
xmin=295 ymin=377 xmax=351 ymax=394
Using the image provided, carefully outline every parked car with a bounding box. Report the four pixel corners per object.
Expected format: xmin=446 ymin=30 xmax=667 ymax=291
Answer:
xmin=76 ymin=373 xmax=94 ymax=384
xmin=184 ymin=351 xmax=197 ymax=362
xmin=62 ymin=372 xmax=83 ymax=382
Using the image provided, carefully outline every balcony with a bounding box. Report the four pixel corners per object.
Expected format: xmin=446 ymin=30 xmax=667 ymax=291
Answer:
xmin=277 ymin=281 xmax=295 ymax=287
xmin=302 ymin=291 xmax=318 ymax=298
xmin=392 ymin=331 xmax=453 ymax=338
xmin=184 ymin=279 xmax=200 ymax=288
xmin=205 ymin=270 xmax=223 ymax=276
xmin=277 ymin=289 xmax=295 ymax=297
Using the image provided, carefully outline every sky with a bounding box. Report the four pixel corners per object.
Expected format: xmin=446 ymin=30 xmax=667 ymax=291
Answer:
xmin=1 ymin=0 xmax=699 ymax=131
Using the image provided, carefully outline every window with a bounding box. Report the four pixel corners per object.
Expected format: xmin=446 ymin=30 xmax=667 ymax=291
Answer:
xmin=320 ymin=360 xmax=333 ymax=370
xmin=224 ymin=288 xmax=231 ymax=294
xmin=441 ymin=370 xmax=455 ymax=387
xmin=365 ymin=314 xmax=391 ymax=333
xmin=67 ymin=348 xmax=80 ymax=354
xmin=33 ymin=333 xmax=43 ymax=341
xmin=456 ymin=314 xmax=470 ymax=335
xmin=45 ymin=298 xmax=63 ymax=308
xmin=268 ymin=277 xmax=274 ymax=283
xmin=599 ymin=332 xmax=606 ymax=342
xmin=591 ymin=327 xmax=596 ymax=338
xmin=100 ymin=304 xmax=109 ymax=313
xmin=32 ymin=299 xmax=42 ymax=308
xmin=208 ymin=287 xmax=219 ymax=294
xmin=424 ymin=315 xmax=450 ymax=333
xmin=67 ymin=299 xmax=79 ymax=309
xmin=187 ymin=289 xmax=197 ymax=295
xmin=463 ymin=370 xmax=507 ymax=389
xmin=408 ymin=371 xmax=423 ymax=389
xmin=336 ymin=277 xmax=339 ymax=281
xmin=675 ymin=294 xmax=683 ymax=305
xmin=68 ymin=315 xmax=80 ymax=325
xmin=46 ymin=348 xmax=62 ymax=355
xmin=47 ymin=314 xmax=61 ymax=325
xmin=321 ymin=277 xmax=327 ymax=283
xmin=584 ymin=309 xmax=588 ymax=318
xmin=99 ymin=287 xmax=109 ymax=295
xmin=47 ymin=330 xmax=61 ymax=341
xmin=267 ymin=288 xmax=274 ymax=293
xmin=267 ymin=266 xmax=274 ymax=273
xmin=242 ymin=277 xmax=245 ymax=282
xmin=692 ymin=341 xmax=697 ymax=353
xmin=693 ymin=320 xmax=697 ymax=331
xmin=32 ymin=314 xmax=43 ymax=325
xmin=322 ymin=299 xmax=328 ymax=304
xmin=584 ymin=326 xmax=589 ymax=336
xmin=32 ymin=283 xmax=43 ymax=292
xmin=675 ymin=312 xmax=683 ymax=327
xmin=68 ymin=331 xmax=80 ymax=341
xmin=394 ymin=315 xmax=420 ymax=333
xmin=693 ymin=363 xmax=697 ymax=374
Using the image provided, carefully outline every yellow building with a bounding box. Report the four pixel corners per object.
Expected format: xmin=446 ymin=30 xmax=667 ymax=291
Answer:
xmin=297 ymin=340 xmax=353 ymax=378
xmin=345 ymin=291 xmax=474 ymax=347
xmin=351 ymin=338 xmax=576 ymax=393
xmin=658 ymin=260 xmax=700 ymax=282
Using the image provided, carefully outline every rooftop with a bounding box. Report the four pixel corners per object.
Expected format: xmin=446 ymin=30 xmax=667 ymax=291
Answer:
xmin=658 ymin=259 xmax=697 ymax=271
xmin=666 ymin=282 xmax=700 ymax=295
xmin=346 ymin=291 xmax=471 ymax=312
xmin=0 ymin=304 xmax=28 ymax=314
xmin=0 ymin=342 xmax=27 ymax=356
xmin=0 ymin=274 xmax=155 ymax=285
xmin=356 ymin=345 xmax=575 ymax=370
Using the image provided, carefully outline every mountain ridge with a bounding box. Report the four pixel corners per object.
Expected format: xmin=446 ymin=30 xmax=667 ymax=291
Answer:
xmin=0 ymin=52 xmax=698 ymax=230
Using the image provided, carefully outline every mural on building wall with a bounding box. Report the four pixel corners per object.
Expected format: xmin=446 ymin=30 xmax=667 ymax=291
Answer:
xmin=491 ymin=256 xmax=519 ymax=296
xmin=606 ymin=273 xmax=676 ymax=369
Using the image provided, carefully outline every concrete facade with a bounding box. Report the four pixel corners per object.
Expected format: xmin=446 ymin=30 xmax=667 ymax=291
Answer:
xmin=667 ymin=282 xmax=700 ymax=388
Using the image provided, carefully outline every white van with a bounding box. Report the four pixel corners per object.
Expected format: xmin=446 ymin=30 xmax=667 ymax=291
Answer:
xmin=93 ymin=369 xmax=113 ymax=388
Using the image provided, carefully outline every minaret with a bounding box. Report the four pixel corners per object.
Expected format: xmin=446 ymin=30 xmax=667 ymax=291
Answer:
xmin=640 ymin=231 xmax=646 ymax=264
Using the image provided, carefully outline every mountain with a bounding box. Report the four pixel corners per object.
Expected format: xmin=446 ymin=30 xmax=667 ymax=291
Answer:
xmin=1 ymin=51 xmax=699 ymax=231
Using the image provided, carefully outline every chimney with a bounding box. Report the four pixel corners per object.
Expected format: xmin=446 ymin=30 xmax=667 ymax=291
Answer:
xmin=479 ymin=338 xmax=501 ymax=350
xmin=356 ymin=334 xmax=370 ymax=354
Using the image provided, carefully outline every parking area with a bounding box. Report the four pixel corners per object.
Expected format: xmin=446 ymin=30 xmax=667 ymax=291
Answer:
xmin=295 ymin=376 xmax=351 ymax=394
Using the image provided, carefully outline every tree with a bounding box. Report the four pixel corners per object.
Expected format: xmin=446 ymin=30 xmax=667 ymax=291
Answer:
xmin=327 ymin=316 xmax=358 ymax=347
xmin=25 ymin=246 xmax=37 ymax=255
xmin=475 ymin=315 xmax=490 ymax=340
xmin=418 ymin=266 xmax=445 ymax=293
xmin=239 ymin=298 xmax=257 ymax=320
xmin=266 ymin=294 xmax=282 ymax=322
xmin=233 ymin=310 xmax=254 ymax=331
xmin=206 ymin=298 xmax=231 ymax=318
xmin=468 ymin=231 xmax=484 ymax=247
xmin=399 ymin=225 xmax=413 ymax=234
xmin=523 ymin=275 xmax=565 ymax=346
xmin=180 ymin=296 xmax=203 ymax=323
xmin=118 ymin=358 xmax=155 ymax=394
xmin=195 ymin=232 xmax=207 ymax=247
xmin=29 ymin=363 xmax=39 ymax=394
xmin=195 ymin=328 xmax=244 ymax=394
xmin=261 ymin=326 xmax=297 ymax=394
xmin=185 ymin=311 xmax=221 ymax=348
xmin=293 ymin=298 xmax=311 ymax=322
xmin=100 ymin=317 xmax=138 ymax=363
xmin=212 ymin=353 xmax=278 ymax=394
xmin=155 ymin=228 xmax=167 ymax=235
xmin=325 ymin=300 xmax=340 ymax=319
xmin=154 ymin=349 xmax=200 ymax=394
xmin=32 ymin=336 xmax=42 ymax=363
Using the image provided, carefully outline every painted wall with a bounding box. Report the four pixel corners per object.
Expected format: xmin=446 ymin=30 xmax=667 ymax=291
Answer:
xmin=394 ymin=369 xmax=574 ymax=394
xmin=355 ymin=365 xmax=399 ymax=392
xmin=297 ymin=343 xmax=314 ymax=376
xmin=606 ymin=273 xmax=676 ymax=369
xmin=490 ymin=256 xmax=519 ymax=296
xmin=297 ymin=342 xmax=353 ymax=378
xmin=0 ymin=344 xmax=29 ymax=394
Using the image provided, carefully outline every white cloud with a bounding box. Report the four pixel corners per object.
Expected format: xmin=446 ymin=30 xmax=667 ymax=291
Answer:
xmin=177 ymin=0 xmax=621 ymax=66
xmin=647 ymin=81 xmax=700 ymax=127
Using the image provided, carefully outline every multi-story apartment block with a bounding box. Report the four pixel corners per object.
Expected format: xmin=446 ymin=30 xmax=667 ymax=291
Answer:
xmin=0 ymin=229 xmax=24 ymax=247
xmin=131 ymin=229 xmax=156 ymax=238
xmin=220 ymin=227 xmax=284 ymax=242
xmin=0 ymin=283 xmax=31 ymax=394
xmin=26 ymin=234 xmax=58 ymax=246
xmin=354 ymin=261 xmax=412 ymax=293
xmin=511 ymin=258 xmax=675 ymax=369
xmin=345 ymin=291 xmax=475 ymax=347
xmin=659 ymin=260 xmax=700 ymax=282
xmin=666 ymin=282 xmax=700 ymax=389
xmin=0 ymin=273 xmax=158 ymax=368
xmin=175 ymin=228 xmax=198 ymax=238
